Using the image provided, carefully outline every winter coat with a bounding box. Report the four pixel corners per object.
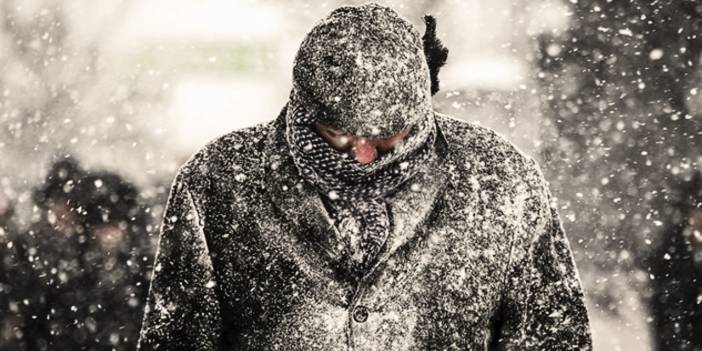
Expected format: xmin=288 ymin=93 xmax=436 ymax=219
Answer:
xmin=137 ymin=108 xmax=593 ymax=350
xmin=1 ymin=221 xmax=152 ymax=351
xmin=649 ymin=221 xmax=702 ymax=350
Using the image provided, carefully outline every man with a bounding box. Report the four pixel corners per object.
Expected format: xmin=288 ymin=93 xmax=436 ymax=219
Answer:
xmin=1 ymin=157 xmax=88 ymax=350
xmin=138 ymin=3 xmax=592 ymax=350
xmin=4 ymin=158 xmax=152 ymax=350
xmin=74 ymin=171 xmax=153 ymax=351
xmin=0 ymin=191 xmax=23 ymax=350
xmin=649 ymin=170 xmax=702 ymax=350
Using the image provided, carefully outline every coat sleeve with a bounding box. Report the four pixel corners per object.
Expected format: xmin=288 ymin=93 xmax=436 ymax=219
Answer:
xmin=493 ymin=158 xmax=593 ymax=350
xmin=137 ymin=172 xmax=222 ymax=351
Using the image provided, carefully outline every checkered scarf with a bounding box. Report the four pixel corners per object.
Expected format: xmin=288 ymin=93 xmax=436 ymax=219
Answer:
xmin=285 ymin=93 xmax=437 ymax=274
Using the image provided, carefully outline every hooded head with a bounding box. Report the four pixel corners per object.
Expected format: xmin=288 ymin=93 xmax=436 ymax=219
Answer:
xmin=284 ymin=4 xmax=447 ymax=272
xmin=285 ymin=2 xmax=449 ymax=189
xmin=291 ymin=3 xmax=432 ymax=137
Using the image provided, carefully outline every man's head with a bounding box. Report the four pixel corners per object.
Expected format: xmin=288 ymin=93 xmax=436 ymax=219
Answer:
xmin=34 ymin=157 xmax=85 ymax=233
xmin=291 ymin=3 xmax=433 ymax=140
xmin=80 ymin=172 xmax=145 ymax=251
xmin=284 ymin=2 xmax=447 ymax=202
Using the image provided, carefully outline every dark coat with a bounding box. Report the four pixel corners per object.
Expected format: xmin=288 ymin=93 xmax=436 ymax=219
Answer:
xmin=0 ymin=168 xmax=153 ymax=351
xmin=137 ymin=109 xmax=592 ymax=350
xmin=648 ymin=172 xmax=702 ymax=351
xmin=1 ymin=222 xmax=152 ymax=351
xmin=649 ymin=222 xmax=702 ymax=350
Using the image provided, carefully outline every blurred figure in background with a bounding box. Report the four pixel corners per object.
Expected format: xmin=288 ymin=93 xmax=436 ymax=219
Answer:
xmin=77 ymin=171 xmax=152 ymax=350
xmin=0 ymin=157 xmax=87 ymax=351
xmin=1 ymin=157 xmax=153 ymax=351
xmin=649 ymin=170 xmax=702 ymax=351
xmin=0 ymin=191 xmax=22 ymax=350
xmin=11 ymin=157 xmax=91 ymax=351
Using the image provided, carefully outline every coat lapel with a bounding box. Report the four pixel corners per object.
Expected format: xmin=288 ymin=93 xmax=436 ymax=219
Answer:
xmin=366 ymin=156 xmax=449 ymax=277
xmin=262 ymin=105 xmax=452 ymax=282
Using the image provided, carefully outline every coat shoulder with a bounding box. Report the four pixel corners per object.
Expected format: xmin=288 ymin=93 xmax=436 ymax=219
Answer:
xmin=176 ymin=120 xmax=276 ymax=193
xmin=434 ymin=114 xmax=553 ymax=250
xmin=435 ymin=113 xmax=540 ymax=183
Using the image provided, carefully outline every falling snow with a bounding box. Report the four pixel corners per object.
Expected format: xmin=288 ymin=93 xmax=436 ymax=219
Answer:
xmin=0 ymin=0 xmax=700 ymax=350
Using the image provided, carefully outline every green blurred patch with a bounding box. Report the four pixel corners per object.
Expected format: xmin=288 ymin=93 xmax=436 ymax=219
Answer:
xmin=122 ymin=41 xmax=276 ymax=77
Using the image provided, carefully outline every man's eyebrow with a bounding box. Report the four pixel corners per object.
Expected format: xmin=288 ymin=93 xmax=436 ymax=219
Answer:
xmin=315 ymin=122 xmax=346 ymax=133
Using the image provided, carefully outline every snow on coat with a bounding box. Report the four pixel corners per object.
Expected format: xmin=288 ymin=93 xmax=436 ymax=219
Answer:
xmin=136 ymin=108 xmax=593 ymax=350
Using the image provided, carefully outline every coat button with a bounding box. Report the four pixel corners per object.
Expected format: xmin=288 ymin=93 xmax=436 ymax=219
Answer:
xmin=352 ymin=305 xmax=369 ymax=323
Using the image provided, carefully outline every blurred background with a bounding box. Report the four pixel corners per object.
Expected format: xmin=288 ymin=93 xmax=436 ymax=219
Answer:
xmin=0 ymin=0 xmax=701 ymax=350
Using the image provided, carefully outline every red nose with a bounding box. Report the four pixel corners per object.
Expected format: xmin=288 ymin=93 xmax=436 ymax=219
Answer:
xmin=351 ymin=140 xmax=378 ymax=165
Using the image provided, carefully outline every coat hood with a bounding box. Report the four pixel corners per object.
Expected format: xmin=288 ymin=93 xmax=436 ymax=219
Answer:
xmin=290 ymin=2 xmax=432 ymax=137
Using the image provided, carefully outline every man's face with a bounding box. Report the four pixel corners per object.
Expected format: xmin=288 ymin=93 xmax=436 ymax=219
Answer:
xmin=46 ymin=202 xmax=77 ymax=233
xmin=314 ymin=122 xmax=410 ymax=164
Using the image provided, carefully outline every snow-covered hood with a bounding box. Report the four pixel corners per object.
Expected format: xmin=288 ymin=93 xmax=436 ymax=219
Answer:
xmin=290 ymin=3 xmax=432 ymax=138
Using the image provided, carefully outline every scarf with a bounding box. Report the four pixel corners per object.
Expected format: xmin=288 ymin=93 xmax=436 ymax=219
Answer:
xmin=285 ymin=92 xmax=437 ymax=274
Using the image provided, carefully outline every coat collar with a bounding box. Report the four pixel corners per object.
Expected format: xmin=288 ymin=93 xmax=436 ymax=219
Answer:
xmin=262 ymin=105 xmax=452 ymax=282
